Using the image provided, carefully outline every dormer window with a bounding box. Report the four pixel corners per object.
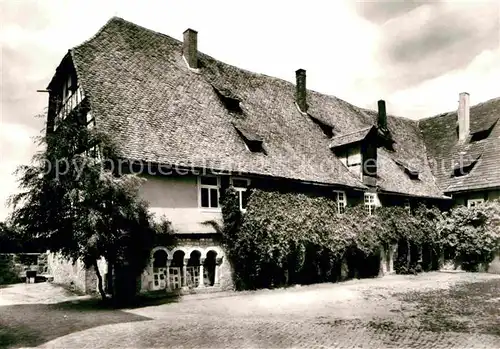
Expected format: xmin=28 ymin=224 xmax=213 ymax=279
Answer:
xmin=394 ymin=159 xmax=420 ymax=180
xmin=309 ymin=115 xmax=335 ymax=138
xmin=233 ymin=123 xmax=266 ymax=154
xmin=345 ymin=146 xmax=362 ymax=179
xmin=470 ymin=119 xmax=498 ymax=143
xmin=212 ymin=86 xmax=242 ymax=113
xmin=451 ymin=154 xmax=481 ymax=178
xmin=330 ymin=126 xmax=378 ymax=185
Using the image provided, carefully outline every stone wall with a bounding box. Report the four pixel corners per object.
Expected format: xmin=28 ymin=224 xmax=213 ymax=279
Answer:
xmin=47 ymin=253 xmax=107 ymax=294
xmin=487 ymin=253 xmax=500 ymax=274
xmin=81 ymin=257 xmax=108 ymax=294
xmin=218 ymin=252 xmax=233 ymax=290
xmin=0 ymin=253 xmax=50 ymax=285
xmin=47 ymin=253 xmax=89 ymax=292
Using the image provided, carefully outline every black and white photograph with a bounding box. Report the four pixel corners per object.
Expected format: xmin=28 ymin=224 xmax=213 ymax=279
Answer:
xmin=1 ymin=0 xmax=500 ymax=348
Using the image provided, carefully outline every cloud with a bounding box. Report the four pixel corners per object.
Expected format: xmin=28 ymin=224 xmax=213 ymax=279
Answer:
xmin=353 ymin=0 xmax=440 ymax=25
xmin=0 ymin=0 xmax=499 ymax=219
xmin=378 ymin=1 xmax=500 ymax=90
xmin=0 ymin=123 xmax=41 ymax=220
xmin=386 ymin=47 xmax=500 ymax=119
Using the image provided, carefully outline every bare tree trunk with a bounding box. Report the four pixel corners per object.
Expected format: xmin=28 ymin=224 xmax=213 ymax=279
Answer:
xmin=93 ymin=260 xmax=107 ymax=300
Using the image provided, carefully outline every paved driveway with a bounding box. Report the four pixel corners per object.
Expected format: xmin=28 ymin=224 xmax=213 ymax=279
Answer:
xmin=37 ymin=272 xmax=500 ymax=348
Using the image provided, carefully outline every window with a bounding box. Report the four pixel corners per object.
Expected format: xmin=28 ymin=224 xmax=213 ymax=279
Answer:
xmin=213 ymin=86 xmax=243 ymax=113
xmin=199 ymin=176 xmax=220 ymax=209
xmin=451 ymin=156 xmax=480 ymax=178
xmin=470 ymin=119 xmax=498 ymax=143
xmin=346 ymin=147 xmax=361 ymax=166
xmin=309 ymin=115 xmax=334 ymax=138
xmin=467 ymin=198 xmax=484 ymax=208
xmin=342 ymin=146 xmax=362 ymax=180
xmin=231 ymin=177 xmax=250 ymax=211
xmin=233 ymin=123 xmax=266 ymax=154
xmin=404 ymin=199 xmax=411 ymax=213
xmin=62 ymin=75 xmax=72 ymax=103
xmin=364 ymin=193 xmax=377 ymax=215
xmin=334 ymin=191 xmax=347 ymax=213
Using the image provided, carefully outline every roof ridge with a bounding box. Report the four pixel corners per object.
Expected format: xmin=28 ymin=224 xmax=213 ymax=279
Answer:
xmin=419 ymin=95 xmax=500 ymax=123
xmin=100 ymin=17 xmax=374 ymax=118
xmin=82 ymin=16 xmax=432 ymax=127
xmin=71 ymin=17 xmax=120 ymax=51
xmin=66 ymin=16 xmax=446 ymax=197
xmin=333 ymin=125 xmax=373 ymax=138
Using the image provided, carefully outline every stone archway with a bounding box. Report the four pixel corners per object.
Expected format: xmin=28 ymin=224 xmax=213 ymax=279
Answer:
xmin=170 ymin=250 xmax=185 ymax=289
xmin=186 ymin=250 xmax=202 ymax=288
xmin=204 ymin=250 xmax=218 ymax=286
xmin=152 ymin=249 xmax=168 ymax=290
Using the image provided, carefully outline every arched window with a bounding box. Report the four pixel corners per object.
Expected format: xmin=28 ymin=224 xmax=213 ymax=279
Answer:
xmin=204 ymin=250 xmax=218 ymax=286
xmin=153 ymin=250 xmax=168 ymax=268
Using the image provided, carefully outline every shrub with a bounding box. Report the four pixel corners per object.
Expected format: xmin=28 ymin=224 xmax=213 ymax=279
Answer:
xmin=0 ymin=254 xmax=21 ymax=285
xmin=220 ymin=188 xmax=445 ymax=290
xmin=438 ymin=200 xmax=500 ymax=271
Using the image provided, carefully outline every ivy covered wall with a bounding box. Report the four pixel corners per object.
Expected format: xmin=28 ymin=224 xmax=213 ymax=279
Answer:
xmin=218 ymin=187 xmax=500 ymax=290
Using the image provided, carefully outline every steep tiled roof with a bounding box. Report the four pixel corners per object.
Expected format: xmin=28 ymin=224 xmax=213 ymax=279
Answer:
xmin=361 ymin=109 xmax=444 ymax=198
xmin=419 ymin=97 xmax=500 ymax=193
xmin=68 ymin=17 xmax=444 ymax=197
xmin=232 ymin=122 xmax=263 ymax=143
xmin=329 ymin=126 xmax=374 ymax=149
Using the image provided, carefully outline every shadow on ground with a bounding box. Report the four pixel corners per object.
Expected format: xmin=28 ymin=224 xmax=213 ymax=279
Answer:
xmin=0 ymin=291 xmax=180 ymax=349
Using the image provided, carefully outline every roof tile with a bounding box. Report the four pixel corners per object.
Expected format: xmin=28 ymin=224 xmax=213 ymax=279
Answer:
xmin=69 ymin=17 xmax=445 ymax=197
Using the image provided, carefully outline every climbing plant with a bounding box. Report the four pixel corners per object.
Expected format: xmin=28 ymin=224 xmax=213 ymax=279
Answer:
xmin=219 ymin=187 xmax=448 ymax=290
xmin=220 ymin=187 xmax=500 ymax=290
xmin=438 ymin=200 xmax=500 ymax=271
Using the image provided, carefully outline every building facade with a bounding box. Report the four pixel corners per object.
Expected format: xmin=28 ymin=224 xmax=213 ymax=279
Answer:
xmin=45 ymin=17 xmax=498 ymax=294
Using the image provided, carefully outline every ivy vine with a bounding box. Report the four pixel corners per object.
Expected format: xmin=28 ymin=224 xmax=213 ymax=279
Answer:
xmin=219 ymin=187 xmax=500 ymax=290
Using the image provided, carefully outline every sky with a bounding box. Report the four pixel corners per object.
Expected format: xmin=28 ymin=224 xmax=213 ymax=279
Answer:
xmin=1 ymin=0 xmax=499 ymax=220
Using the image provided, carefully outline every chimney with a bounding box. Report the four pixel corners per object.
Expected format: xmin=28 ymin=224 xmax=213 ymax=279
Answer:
xmin=458 ymin=92 xmax=470 ymax=141
xmin=377 ymin=100 xmax=387 ymax=131
xmin=295 ymin=69 xmax=307 ymax=113
xmin=183 ymin=29 xmax=198 ymax=69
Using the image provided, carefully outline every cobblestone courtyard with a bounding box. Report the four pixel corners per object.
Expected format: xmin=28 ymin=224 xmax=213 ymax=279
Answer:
xmin=2 ymin=272 xmax=500 ymax=348
xmin=31 ymin=272 xmax=499 ymax=349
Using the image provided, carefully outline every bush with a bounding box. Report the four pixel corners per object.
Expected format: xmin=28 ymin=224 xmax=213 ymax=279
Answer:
xmin=219 ymin=187 xmax=500 ymax=291
xmin=439 ymin=200 xmax=500 ymax=271
xmin=220 ymin=188 xmax=445 ymax=290
xmin=0 ymin=255 xmax=21 ymax=285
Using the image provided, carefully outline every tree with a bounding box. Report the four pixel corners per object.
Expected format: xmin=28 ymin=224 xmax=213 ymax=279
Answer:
xmin=9 ymin=111 xmax=174 ymax=304
xmin=0 ymin=222 xmax=20 ymax=253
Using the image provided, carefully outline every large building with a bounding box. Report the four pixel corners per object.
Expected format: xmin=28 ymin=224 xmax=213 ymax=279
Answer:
xmin=45 ymin=17 xmax=499 ymax=293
